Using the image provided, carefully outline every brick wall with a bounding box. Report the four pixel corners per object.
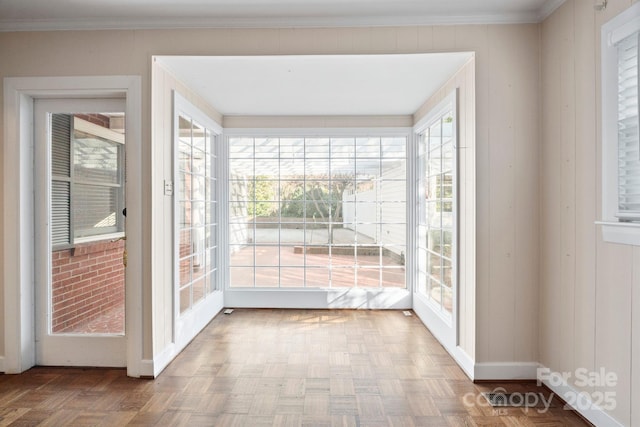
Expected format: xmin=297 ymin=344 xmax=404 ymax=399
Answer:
xmin=51 ymin=239 xmax=125 ymax=333
xmin=74 ymin=113 xmax=111 ymax=128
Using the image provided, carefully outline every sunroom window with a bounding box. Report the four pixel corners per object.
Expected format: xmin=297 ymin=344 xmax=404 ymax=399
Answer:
xmin=228 ymin=135 xmax=407 ymax=289
xmin=600 ymin=1 xmax=640 ymax=245
xmin=51 ymin=114 xmax=125 ymax=248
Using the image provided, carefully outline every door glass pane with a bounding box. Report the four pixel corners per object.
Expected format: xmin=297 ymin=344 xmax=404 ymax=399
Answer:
xmin=418 ymin=108 xmax=456 ymax=321
xmin=50 ymin=112 xmax=125 ymax=335
xmin=176 ymin=113 xmax=219 ymax=314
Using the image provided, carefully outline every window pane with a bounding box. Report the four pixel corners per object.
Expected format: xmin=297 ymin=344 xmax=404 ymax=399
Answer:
xmin=331 ymin=138 xmax=355 ymax=158
xmin=192 ymin=122 xmax=206 ymax=153
xmin=229 ymin=137 xmax=253 ymax=158
xmin=305 ymin=138 xmax=330 ymax=158
xmin=280 ymin=138 xmax=304 ymax=158
xmin=74 ymin=184 xmax=118 ymax=237
xmin=617 ymin=32 xmax=640 ymax=215
xmin=356 ymin=137 xmax=380 ymax=158
xmin=280 ymin=244 xmax=304 ymax=265
xmin=332 ymin=267 xmax=355 ymax=287
xmin=382 ymin=267 xmax=405 ymax=288
xmin=305 ymin=268 xmax=330 ymax=288
xmin=255 ymin=138 xmax=279 ymax=158
xmin=74 ymin=132 xmax=120 ymax=184
xmin=255 ymin=267 xmax=279 ymax=287
xmin=230 ymin=244 xmax=253 ymax=266
xmin=357 ymin=267 xmax=380 ymax=287
xmin=281 ymin=268 xmax=305 ymax=287
xmin=382 ymin=137 xmax=406 ymax=158
xmin=255 ymin=245 xmax=279 ymax=266
xmin=230 ymin=267 xmax=254 ymax=287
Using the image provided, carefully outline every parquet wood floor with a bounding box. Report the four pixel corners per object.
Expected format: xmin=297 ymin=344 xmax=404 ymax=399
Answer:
xmin=0 ymin=309 xmax=590 ymax=426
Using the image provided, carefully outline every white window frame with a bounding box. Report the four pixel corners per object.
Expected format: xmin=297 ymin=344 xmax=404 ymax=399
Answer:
xmin=222 ymin=127 xmax=413 ymax=309
xmin=599 ymin=2 xmax=640 ymax=245
xmin=412 ymin=90 xmax=459 ymax=354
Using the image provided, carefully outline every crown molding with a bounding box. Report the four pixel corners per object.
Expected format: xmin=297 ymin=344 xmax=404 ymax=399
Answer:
xmin=0 ymin=10 xmax=555 ymax=32
xmin=537 ymin=0 xmax=566 ymax=22
xmin=0 ymin=0 xmax=568 ymax=32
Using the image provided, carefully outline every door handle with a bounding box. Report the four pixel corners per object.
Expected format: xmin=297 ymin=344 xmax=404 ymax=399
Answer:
xmin=111 ymin=236 xmax=127 ymax=267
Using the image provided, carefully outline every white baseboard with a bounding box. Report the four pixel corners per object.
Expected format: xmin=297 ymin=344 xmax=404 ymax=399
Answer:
xmin=225 ymin=288 xmax=411 ymax=309
xmin=538 ymin=366 xmax=624 ymax=427
xmin=139 ymin=358 xmax=155 ymax=378
xmin=453 ymin=347 xmax=475 ymax=379
xmin=473 ymin=362 xmax=540 ymax=381
xmin=412 ymin=295 xmax=475 ymax=381
xmin=143 ymin=296 xmax=224 ymax=378
xmin=149 ymin=343 xmax=177 ymax=378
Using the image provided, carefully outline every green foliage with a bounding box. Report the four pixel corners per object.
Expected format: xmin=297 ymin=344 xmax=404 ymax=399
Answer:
xmin=248 ymin=177 xmax=276 ymax=217
xmin=279 ymin=183 xmax=332 ymax=219
xmin=245 ymin=176 xmax=353 ymax=221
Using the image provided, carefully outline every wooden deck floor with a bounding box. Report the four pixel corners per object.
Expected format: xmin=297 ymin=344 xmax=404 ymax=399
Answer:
xmin=0 ymin=309 xmax=589 ymax=426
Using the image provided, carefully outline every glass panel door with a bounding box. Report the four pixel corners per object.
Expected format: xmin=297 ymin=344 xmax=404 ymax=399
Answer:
xmin=176 ymin=115 xmax=219 ymax=315
xmin=414 ymin=90 xmax=458 ymax=354
xmin=172 ymin=93 xmax=223 ymax=352
xmin=35 ymin=98 xmax=127 ymax=367
xmin=420 ymin=112 xmax=455 ymax=317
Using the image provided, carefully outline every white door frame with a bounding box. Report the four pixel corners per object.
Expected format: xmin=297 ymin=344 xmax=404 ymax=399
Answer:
xmin=3 ymin=76 xmax=143 ymax=376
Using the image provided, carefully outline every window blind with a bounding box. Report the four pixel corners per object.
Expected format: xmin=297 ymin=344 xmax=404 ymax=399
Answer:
xmin=51 ymin=114 xmax=72 ymax=247
xmin=617 ymin=31 xmax=640 ymax=219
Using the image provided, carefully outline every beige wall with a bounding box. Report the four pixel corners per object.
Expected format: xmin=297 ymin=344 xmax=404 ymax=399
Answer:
xmin=540 ymin=0 xmax=640 ymax=425
xmin=0 ymin=24 xmax=540 ymax=369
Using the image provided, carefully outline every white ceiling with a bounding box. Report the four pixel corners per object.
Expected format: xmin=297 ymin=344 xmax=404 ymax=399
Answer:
xmin=157 ymin=53 xmax=473 ymax=116
xmin=0 ymin=0 xmax=565 ymax=31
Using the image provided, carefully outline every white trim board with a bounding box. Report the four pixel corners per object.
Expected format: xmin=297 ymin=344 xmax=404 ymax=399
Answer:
xmin=0 ymin=2 xmax=568 ymax=32
xmin=474 ymin=362 xmax=539 ymax=381
xmin=3 ymin=76 xmax=143 ymax=377
xmin=139 ymin=359 xmax=156 ymax=378
xmin=413 ymin=293 xmax=475 ymax=380
xmin=225 ymin=289 xmax=412 ymax=310
xmin=538 ymin=366 xmax=624 ymax=427
xmin=143 ymin=295 xmax=224 ymax=378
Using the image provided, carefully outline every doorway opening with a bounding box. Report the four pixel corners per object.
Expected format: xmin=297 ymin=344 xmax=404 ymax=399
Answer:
xmin=3 ymin=76 xmax=142 ymax=375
